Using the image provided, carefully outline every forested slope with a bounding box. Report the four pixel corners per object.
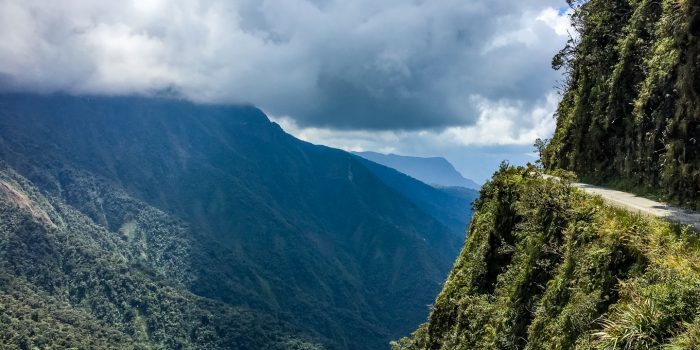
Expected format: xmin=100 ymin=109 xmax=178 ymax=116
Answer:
xmin=354 ymin=156 xmax=478 ymax=235
xmin=394 ymin=166 xmax=700 ymax=349
xmin=392 ymin=1 xmax=700 ymax=348
xmin=0 ymin=93 xmax=473 ymax=349
xmin=0 ymin=165 xmax=321 ymax=349
xmin=542 ymin=0 xmax=700 ymax=209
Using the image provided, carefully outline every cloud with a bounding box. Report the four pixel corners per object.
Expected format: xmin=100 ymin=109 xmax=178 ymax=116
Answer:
xmin=0 ymin=0 xmax=570 ymax=135
xmin=272 ymin=90 xmax=558 ymax=151
xmin=272 ymin=91 xmax=559 ymax=183
xmin=441 ymin=92 xmax=559 ymax=146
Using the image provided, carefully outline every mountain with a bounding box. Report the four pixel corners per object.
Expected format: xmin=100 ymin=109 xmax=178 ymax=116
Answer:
xmin=353 ymin=156 xmax=478 ymax=236
xmin=394 ymin=166 xmax=700 ymax=349
xmin=354 ymin=152 xmax=480 ymax=190
xmin=541 ymin=0 xmax=700 ymax=209
xmin=0 ymin=93 xmax=473 ymax=349
xmin=396 ymin=1 xmax=700 ymax=349
xmin=0 ymin=165 xmax=323 ymax=350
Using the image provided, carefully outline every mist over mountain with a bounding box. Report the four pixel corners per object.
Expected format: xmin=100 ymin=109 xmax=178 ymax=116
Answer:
xmin=0 ymin=93 xmax=475 ymax=349
xmin=354 ymin=152 xmax=480 ymax=190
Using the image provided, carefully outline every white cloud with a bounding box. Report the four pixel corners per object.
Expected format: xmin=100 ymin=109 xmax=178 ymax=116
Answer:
xmin=271 ymin=91 xmax=559 ymax=153
xmin=443 ymin=92 xmax=559 ymax=146
xmin=536 ymin=7 xmax=573 ymax=36
xmin=80 ymin=23 xmax=180 ymax=93
xmin=272 ymin=91 xmax=559 ymax=183
xmin=483 ymin=7 xmax=572 ymax=54
xmin=0 ymin=0 xmax=570 ymax=138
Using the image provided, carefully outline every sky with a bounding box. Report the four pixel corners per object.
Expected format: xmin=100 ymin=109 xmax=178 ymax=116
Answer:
xmin=0 ymin=0 xmax=572 ymax=183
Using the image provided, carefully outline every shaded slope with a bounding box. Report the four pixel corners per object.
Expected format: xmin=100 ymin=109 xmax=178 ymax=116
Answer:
xmin=0 ymin=166 xmax=321 ymax=350
xmin=0 ymin=93 xmax=464 ymax=349
xmin=354 ymin=155 xmax=478 ymax=236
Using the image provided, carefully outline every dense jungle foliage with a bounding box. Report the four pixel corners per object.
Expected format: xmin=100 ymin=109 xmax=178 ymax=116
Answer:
xmin=0 ymin=166 xmax=323 ymax=350
xmin=394 ymin=165 xmax=700 ymax=349
xmin=542 ymin=0 xmax=700 ymax=209
xmin=0 ymin=93 xmax=477 ymax=349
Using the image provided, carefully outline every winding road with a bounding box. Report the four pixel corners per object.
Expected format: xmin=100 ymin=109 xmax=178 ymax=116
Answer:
xmin=572 ymin=181 xmax=700 ymax=231
xmin=539 ymin=174 xmax=700 ymax=231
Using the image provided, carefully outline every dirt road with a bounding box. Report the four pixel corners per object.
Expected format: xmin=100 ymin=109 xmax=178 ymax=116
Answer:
xmin=572 ymin=182 xmax=700 ymax=231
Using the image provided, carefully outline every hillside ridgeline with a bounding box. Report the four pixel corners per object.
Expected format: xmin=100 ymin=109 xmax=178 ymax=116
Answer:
xmin=0 ymin=93 xmax=477 ymax=349
xmin=394 ymin=165 xmax=700 ymax=349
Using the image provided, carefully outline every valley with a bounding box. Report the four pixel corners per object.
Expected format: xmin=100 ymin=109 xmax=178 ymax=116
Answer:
xmin=1 ymin=0 xmax=699 ymax=349
xmin=0 ymin=94 xmax=478 ymax=349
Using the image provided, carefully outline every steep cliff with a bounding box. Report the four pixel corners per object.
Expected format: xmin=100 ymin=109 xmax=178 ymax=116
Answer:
xmin=542 ymin=0 xmax=700 ymax=209
xmin=394 ymin=166 xmax=700 ymax=349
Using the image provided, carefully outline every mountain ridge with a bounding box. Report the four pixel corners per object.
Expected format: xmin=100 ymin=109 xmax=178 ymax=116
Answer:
xmin=0 ymin=93 xmax=474 ymax=349
xmin=352 ymin=155 xmax=478 ymax=236
xmin=394 ymin=166 xmax=700 ymax=349
xmin=353 ymin=151 xmax=480 ymax=190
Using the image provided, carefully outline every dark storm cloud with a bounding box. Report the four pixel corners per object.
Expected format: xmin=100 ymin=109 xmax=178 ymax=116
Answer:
xmin=0 ymin=0 xmax=570 ymax=131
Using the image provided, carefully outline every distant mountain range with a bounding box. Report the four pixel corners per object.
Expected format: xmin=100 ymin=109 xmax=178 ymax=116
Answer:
xmin=353 ymin=157 xmax=477 ymax=236
xmin=354 ymin=152 xmax=480 ymax=190
xmin=0 ymin=93 xmax=478 ymax=349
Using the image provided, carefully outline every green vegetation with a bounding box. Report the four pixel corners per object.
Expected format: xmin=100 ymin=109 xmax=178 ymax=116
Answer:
xmin=395 ymin=2 xmax=700 ymax=347
xmin=394 ymin=165 xmax=700 ymax=349
xmin=0 ymin=93 xmax=475 ymax=349
xmin=0 ymin=166 xmax=323 ymax=350
xmin=542 ymin=0 xmax=700 ymax=210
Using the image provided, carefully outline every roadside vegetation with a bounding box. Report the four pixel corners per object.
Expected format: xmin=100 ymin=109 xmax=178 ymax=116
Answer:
xmin=394 ymin=165 xmax=700 ymax=349
xmin=541 ymin=0 xmax=700 ymax=210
